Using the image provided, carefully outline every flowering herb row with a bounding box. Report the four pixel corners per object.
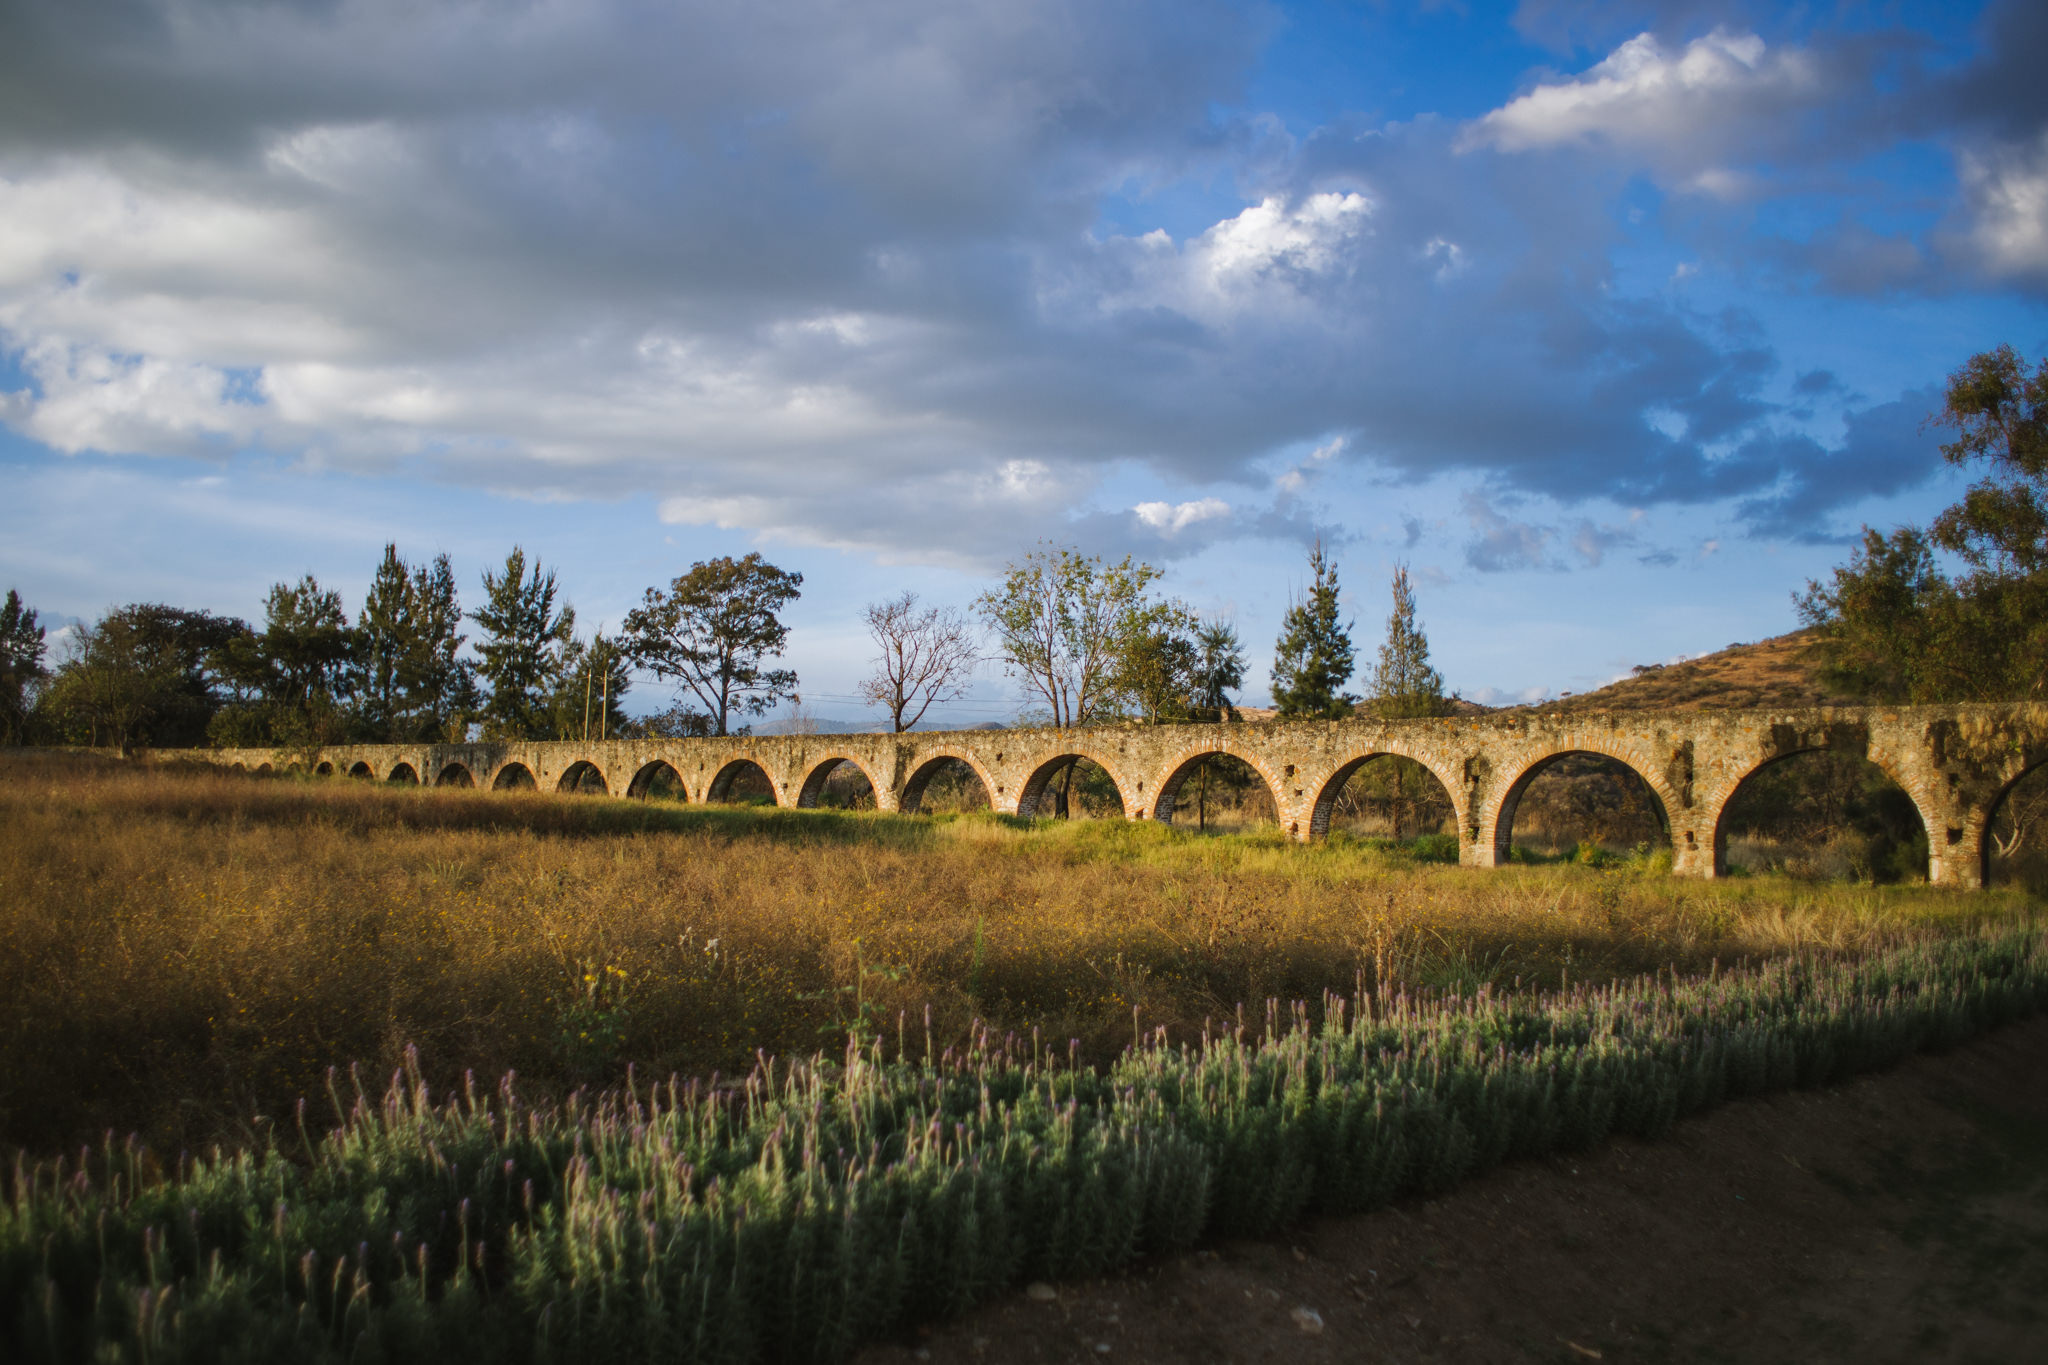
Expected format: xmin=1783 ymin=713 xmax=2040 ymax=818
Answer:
xmin=7 ymin=930 xmax=2044 ymax=1364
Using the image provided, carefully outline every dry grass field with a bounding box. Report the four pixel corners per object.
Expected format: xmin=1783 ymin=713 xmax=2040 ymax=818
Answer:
xmin=1 ymin=751 xmax=2036 ymax=1158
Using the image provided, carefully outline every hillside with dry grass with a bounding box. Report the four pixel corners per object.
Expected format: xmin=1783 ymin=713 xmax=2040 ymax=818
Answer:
xmin=1513 ymin=627 xmax=1846 ymax=714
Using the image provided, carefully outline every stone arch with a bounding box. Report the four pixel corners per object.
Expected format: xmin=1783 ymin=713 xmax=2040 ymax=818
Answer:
xmin=435 ymin=762 xmax=476 ymax=788
xmin=1150 ymin=743 xmax=1285 ymax=827
xmin=626 ymin=760 xmax=689 ymax=801
xmin=1488 ymin=745 xmax=1677 ymax=864
xmin=491 ymin=762 xmax=538 ymax=792
xmin=899 ymin=751 xmax=997 ymax=814
xmin=255 ymin=762 xmax=273 ymax=776
xmin=348 ymin=760 xmax=374 ymax=780
xmin=1982 ymin=757 xmax=2048 ymax=888
xmin=795 ymin=755 xmax=878 ymax=809
xmin=1309 ymin=749 xmax=1465 ymax=841
xmin=314 ymin=760 xmax=335 ymax=777
xmin=1016 ymin=749 xmax=1134 ymax=819
xmin=706 ymin=757 xmax=782 ymax=805
xmin=1706 ymin=742 xmax=1936 ymax=880
xmin=386 ymin=762 xmax=420 ymax=785
xmin=556 ymin=760 xmax=609 ymax=795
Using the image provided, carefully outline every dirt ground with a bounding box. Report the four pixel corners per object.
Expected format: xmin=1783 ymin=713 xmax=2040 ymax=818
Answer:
xmin=857 ymin=1016 xmax=2048 ymax=1365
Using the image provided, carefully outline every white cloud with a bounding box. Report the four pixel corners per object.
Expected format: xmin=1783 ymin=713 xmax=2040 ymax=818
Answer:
xmin=1133 ymin=496 xmax=1230 ymax=533
xmin=1462 ymin=29 xmax=1822 ymax=178
xmin=1078 ymin=192 xmax=1374 ymax=330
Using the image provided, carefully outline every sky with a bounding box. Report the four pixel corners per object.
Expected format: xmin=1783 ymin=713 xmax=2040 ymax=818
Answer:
xmin=2 ymin=0 xmax=2045 ymax=723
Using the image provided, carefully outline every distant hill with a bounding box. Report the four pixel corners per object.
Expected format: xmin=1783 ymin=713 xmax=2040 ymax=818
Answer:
xmin=1510 ymin=628 xmax=1843 ymax=714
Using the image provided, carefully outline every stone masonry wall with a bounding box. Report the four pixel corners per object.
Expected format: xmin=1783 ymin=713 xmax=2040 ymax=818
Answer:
xmin=193 ymin=703 xmax=2048 ymax=890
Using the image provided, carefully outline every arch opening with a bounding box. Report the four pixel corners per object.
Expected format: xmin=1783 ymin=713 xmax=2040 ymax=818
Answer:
xmin=435 ymin=762 xmax=476 ymax=789
xmin=1986 ymin=761 xmax=2048 ymax=893
xmin=254 ymin=763 xmax=273 ymax=776
xmin=1017 ymin=755 xmax=1125 ymax=820
xmin=1499 ymin=752 xmax=1668 ymax=864
xmin=797 ymin=758 xmax=876 ymax=810
xmin=347 ymin=761 xmax=374 ymax=780
xmin=557 ymin=760 xmax=609 ymax=795
xmin=1312 ymin=754 xmax=1457 ymax=851
xmin=707 ymin=759 xmax=776 ymax=805
xmin=386 ymin=762 xmax=419 ymax=785
xmin=626 ymin=760 xmax=688 ymax=802
xmin=1717 ymin=749 xmax=1927 ymax=883
xmin=901 ymin=756 xmax=991 ymax=814
xmin=491 ymin=763 xmax=537 ymax=792
xmin=1153 ymin=753 xmax=1277 ymax=832
xmin=314 ymin=761 xmax=335 ymax=777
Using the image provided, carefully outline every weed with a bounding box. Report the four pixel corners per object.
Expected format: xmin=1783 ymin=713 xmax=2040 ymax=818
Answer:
xmin=552 ymin=960 xmax=632 ymax=1082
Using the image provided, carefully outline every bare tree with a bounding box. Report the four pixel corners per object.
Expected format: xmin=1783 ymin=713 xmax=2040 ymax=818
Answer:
xmin=858 ymin=592 xmax=979 ymax=732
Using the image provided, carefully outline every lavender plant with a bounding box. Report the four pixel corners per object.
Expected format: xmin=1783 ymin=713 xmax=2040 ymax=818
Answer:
xmin=6 ymin=929 xmax=2044 ymax=1364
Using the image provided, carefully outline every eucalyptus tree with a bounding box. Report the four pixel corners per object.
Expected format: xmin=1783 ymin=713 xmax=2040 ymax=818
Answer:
xmin=1803 ymin=344 xmax=2048 ymax=702
xmin=976 ymin=545 xmax=1168 ymax=728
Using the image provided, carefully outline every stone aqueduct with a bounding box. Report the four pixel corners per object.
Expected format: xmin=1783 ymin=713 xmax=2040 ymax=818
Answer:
xmin=204 ymin=703 xmax=2048 ymax=889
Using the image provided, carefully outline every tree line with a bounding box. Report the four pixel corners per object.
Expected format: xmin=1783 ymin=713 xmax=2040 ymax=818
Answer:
xmin=0 ymin=548 xmax=807 ymax=753
xmin=0 ymin=533 xmax=1451 ymax=753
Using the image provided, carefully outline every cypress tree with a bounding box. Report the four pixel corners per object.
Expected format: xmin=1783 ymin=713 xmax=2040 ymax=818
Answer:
xmin=1368 ymin=564 xmax=1450 ymax=719
xmin=1270 ymin=541 xmax=1355 ymax=719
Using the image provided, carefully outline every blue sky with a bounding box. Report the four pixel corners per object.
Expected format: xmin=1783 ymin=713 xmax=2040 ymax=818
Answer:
xmin=2 ymin=0 xmax=2044 ymax=720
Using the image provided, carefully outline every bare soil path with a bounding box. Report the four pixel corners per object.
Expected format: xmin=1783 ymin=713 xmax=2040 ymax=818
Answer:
xmin=858 ymin=1016 xmax=2048 ymax=1365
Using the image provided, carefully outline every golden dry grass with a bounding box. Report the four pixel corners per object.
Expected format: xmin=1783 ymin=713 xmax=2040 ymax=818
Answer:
xmin=0 ymin=751 xmax=2034 ymax=1156
xmin=1518 ymin=627 xmax=1839 ymax=713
